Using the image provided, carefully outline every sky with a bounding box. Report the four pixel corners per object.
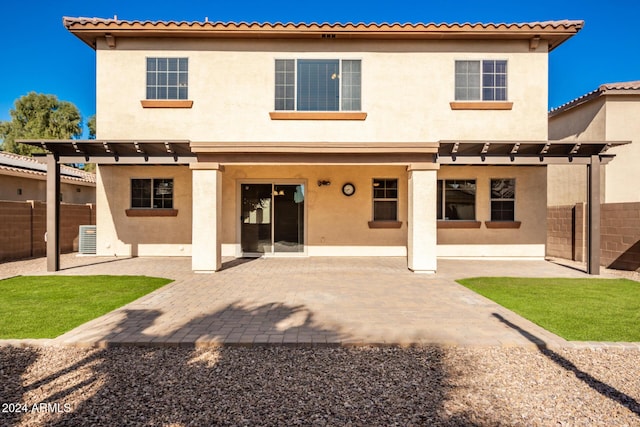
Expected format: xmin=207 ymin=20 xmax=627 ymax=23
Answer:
xmin=1 ymin=0 xmax=638 ymax=133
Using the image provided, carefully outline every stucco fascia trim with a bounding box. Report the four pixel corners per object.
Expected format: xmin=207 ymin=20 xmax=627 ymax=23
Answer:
xmin=190 ymin=141 xmax=439 ymax=154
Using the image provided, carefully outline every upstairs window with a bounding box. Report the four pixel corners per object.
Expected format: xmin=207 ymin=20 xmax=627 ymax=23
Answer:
xmin=275 ymin=59 xmax=361 ymax=111
xmin=437 ymin=180 xmax=476 ymax=220
xmin=146 ymin=58 xmax=188 ymax=100
xmin=455 ymin=60 xmax=507 ymax=101
xmin=490 ymin=179 xmax=515 ymax=221
xmin=131 ymin=178 xmax=174 ymax=209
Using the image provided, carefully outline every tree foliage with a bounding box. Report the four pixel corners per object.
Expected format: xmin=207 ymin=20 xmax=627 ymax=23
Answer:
xmin=0 ymin=92 xmax=83 ymax=155
xmin=87 ymin=114 xmax=96 ymax=139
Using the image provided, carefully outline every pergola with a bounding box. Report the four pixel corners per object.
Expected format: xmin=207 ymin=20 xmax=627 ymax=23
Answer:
xmin=19 ymin=138 xmax=629 ymax=275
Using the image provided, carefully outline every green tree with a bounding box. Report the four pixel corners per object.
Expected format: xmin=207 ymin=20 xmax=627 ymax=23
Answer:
xmin=82 ymin=114 xmax=97 ymax=172
xmin=87 ymin=114 xmax=96 ymax=139
xmin=0 ymin=92 xmax=82 ymax=155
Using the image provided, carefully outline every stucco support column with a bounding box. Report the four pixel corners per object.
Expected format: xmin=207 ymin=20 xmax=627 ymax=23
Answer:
xmin=46 ymin=153 xmax=60 ymax=272
xmin=587 ymin=155 xmax=601 ymax=275
xmin=407 ymin=163 xmax=439 ymax=274
xmin=190 ymin=163 xmax=224 ymax=273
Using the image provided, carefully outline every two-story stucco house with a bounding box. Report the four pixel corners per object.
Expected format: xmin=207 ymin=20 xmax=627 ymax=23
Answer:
xmin=548 ymin=81 xmax=640 ymax=205
xmin=23 ymin=17 xmax=622 ymax=274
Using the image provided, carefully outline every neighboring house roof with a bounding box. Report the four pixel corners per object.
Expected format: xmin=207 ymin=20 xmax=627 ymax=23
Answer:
xmin=0 ymin=151 xmax=96 ymax=185
xmin=63 ymin=17 xmax=583 ymax=52
xmin=549 ymin=80 xmax=640 ymax=117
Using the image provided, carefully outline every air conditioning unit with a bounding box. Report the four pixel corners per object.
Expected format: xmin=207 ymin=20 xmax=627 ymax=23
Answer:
xmin=79 ymin=225 xmax=97 ymax=254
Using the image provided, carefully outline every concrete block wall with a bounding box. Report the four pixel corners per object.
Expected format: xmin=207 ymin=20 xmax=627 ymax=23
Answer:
xmin=0 ymin=201 xmax=34 ymax=261
xmin=547 ymin=202 xmax=640 ymax=272
xmin=546 ymin=205 xmax=574 ymax=260
xmin=31 ymin=201 xmax=46 ymax=258
xmin=0 ymin=201 xmax=94 ymax=262
xmin=601 ymin=203 xmax=640 ymax=271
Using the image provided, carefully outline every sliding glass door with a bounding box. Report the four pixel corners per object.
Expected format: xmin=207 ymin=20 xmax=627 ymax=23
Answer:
xmin=241 ymin=183 xmax=304 ymax=255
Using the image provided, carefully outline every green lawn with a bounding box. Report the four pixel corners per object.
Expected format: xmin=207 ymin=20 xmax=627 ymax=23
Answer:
xmin=457 ymin=277 xmax=640 ymax=342
xmin=0 ymin=275 xmax=172 ymax=339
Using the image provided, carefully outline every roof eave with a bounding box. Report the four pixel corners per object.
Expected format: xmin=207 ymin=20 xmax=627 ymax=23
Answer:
xmin=63 ymin=18 xmax=583 ymax=51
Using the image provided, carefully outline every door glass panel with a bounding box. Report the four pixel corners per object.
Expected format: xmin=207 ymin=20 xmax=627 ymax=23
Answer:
xmin=273 ymin=184 xmax=304 ymax=252
xmin=241 ymin=184 xmax=272 ymax=253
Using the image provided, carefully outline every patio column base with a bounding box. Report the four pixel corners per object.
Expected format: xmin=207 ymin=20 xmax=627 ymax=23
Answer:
xmin=409 ymin=269 xmax=436 ymax=275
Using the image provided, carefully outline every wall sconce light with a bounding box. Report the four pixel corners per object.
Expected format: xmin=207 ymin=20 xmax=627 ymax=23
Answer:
xmin=317 ymin=180 xmax=331 ymax=187
xmin=17 ymin=188 xmax=22 ymax=195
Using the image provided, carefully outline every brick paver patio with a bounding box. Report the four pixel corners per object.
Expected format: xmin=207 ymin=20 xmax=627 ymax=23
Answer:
xmin=1 ymin=255 xmax=633 ymax=349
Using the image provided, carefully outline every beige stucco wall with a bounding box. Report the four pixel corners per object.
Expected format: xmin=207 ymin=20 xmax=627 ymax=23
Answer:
xmin=437 ymin=165 xmax=547 ymax=258
xmin=95 ymin=163 xmax=546 ymax=259
xmin=96 ymin=165 xmax=192 ymax=256
xmin=95 ymin=38 xmax=549 ymax=143
xmin=603 ymin=96 xmax=640 ymax=203
xmin=0 ymin=173 xmax=95 ymax=204
xmin=547 ymin=97 xmax=607 ymax=205
xmin=548 ymin=94 xmax=639 ymax=204
xmin=221 ymin=165 xmax=408 ymax=256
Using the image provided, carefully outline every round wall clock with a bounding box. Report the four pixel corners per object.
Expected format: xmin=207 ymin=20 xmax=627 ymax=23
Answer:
xmin=342 ymin=183 xmax=356 ymax=196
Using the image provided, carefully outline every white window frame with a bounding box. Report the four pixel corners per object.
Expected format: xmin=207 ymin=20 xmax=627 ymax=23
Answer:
xmin=490 ymin=178 xmax=516 ymax=221
xmin=274 ymin=58 xmax=362 ymax=111
xmin=130 ymin=178 xmax=174 ymax=209
xmin=372 ymin=178 xmax=398 ymax=222
xmin=145 ymin=57 xmax=189 ymax=100
xmin=455 ymin=59 xmax=508 ymax=101
xmin=437 ymin=179 xmax=477 ymax=221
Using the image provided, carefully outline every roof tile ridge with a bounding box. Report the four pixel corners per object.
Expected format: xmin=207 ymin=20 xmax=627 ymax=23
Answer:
xmin=0 ymin=151 xmax=40 ymax=163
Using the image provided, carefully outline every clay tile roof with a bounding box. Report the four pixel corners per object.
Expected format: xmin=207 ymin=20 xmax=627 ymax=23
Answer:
xmin=0 ymin=151 xmax=96 ymax=185
xmin=549 ymin=80 xmax=640 ymax=116
xmin=63 ymin=17 xmax=583 ymax=51
xmin=598 ymin=80 xmax=640 ymax=91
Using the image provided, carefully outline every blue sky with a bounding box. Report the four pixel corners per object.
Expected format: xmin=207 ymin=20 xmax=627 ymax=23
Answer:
xmin=1 ymin=0 xmax=638 ymax=132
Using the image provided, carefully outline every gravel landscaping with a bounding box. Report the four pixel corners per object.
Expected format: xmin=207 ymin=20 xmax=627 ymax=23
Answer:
xmin=1 ymin=345 xmax=639 ymax=426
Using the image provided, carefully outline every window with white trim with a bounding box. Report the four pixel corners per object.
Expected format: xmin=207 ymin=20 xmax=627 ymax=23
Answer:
xmin=146 ymin=58 xmax=188 ymax=100
xmin=490 ymin=178 xmax=515 ymax=221
xmin=455 ymin=60 xmax=507 ymax=101
xmin=437 ymin=180 xmax=476 ymax=220
xmin=131 ymin=178 xmax=174 ymax=209
xmin=275 ymin=59 xmax=361 ymax=111
xmin=372 ymin=178 xmax=398 ymax=221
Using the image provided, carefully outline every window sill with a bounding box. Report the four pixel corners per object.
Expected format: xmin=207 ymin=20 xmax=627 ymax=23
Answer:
xmin=141 ymin=100 xmax=193 ymax=108
xmin=437 ymin=220 xmax=482 ymax=229
xmin=368 ymin=221 xmax=402 ymax=229
xmin=449 ymin=102 xmax=513 ymax=110
xmin=125 ymin=209 xmax=178 ymax=217
xmin=484 ymin=221 xmax=521 ymax=229
xmin=269 ymin=112 xmax=367 ymax=121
